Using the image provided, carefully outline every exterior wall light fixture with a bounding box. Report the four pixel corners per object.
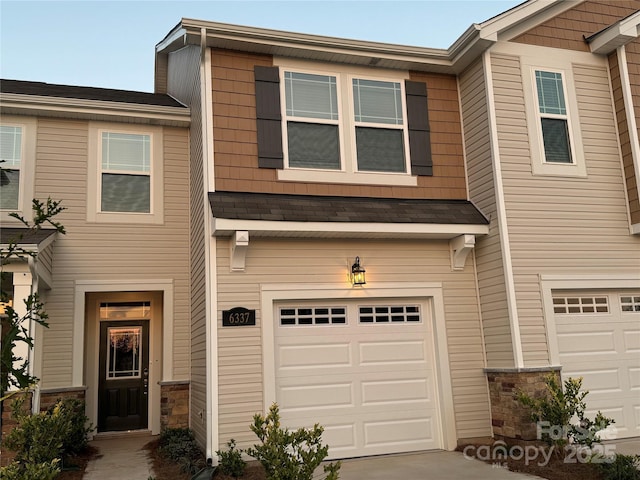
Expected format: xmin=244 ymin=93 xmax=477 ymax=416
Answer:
xmin=351 ymin=256 xmax=366 ymax=286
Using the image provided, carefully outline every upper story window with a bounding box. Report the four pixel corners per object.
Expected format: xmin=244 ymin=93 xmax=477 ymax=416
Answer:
xmin=255 ymin=61 xmax=432 ymax=186
xmin=522 ymin=62 xmax=585 ymax=178
xmin=101 ymin=132 xmax=151 ymax=213
xmin=0 ymin=117 xmax=35 ymax=222
xmin=534 ymin=70 xmax=572 ymax=164
xmin=281 ymin=70 xmax=409 ymax=176
xmin=88 ymin=123 xmax=164 ymax=224
xmin=0 ymin=125 xmax=23 ymax=210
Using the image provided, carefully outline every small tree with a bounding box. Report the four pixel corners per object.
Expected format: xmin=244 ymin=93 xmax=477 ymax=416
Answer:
xmin=517 ymin=374 xmax=614 ymax=449
xmin=0 ymin=198 xmax=65 ymax=398
xmin=246 ymin=403 xmax=341 ymax=480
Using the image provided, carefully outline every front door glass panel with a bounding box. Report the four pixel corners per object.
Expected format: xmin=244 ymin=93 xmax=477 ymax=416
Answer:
xmin=107 ymin=327 xmax=141 ymax=379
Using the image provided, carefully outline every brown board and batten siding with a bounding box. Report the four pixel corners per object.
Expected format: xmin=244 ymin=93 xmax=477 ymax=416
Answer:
xmin=210 ymin=48 xmax=468 ymax=200
xmin=609 ymin=48 xmax=640 ymax=226
xmin=33 ymin=117 xmax=191 ymax=387
xmin=490 ymin=51 xmax=640 ymax=366
xmin=459 ymin=57 xmax=515 ymax=368
xmin=167 ymin=44 xmax=208 ymax=447
xmin=215 ymin=237 xmax=491 ymax=448
xmin=626 ymin=38 xmax=640 ymax=225
xmin=511 ymin=0 xmax=640 ymax=52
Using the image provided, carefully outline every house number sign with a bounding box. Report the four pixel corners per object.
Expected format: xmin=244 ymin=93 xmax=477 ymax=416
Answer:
xmin=222 ymin=307 xmax=256 ymax=327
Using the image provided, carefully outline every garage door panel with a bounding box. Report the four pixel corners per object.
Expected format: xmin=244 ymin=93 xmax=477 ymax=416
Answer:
xmin=364 ymin=417 xmax=436 ymax=448
xmin=556 ymin=331 xmax=616 ymax=356
xmin=361 ymin=378 xmax=430 ymax=406
xmin=278 ymin=342 xmax=352 ymax=369
xmin=359 ymin=340 xmax=425 ymax=365
xmin=279 ymin=382 xmax=354 ymax=411
xmin=554 ymin=291 xmax=640 ymax=439
xmin=623 ymin=329 xmax=640 ymax=352
xmin=275 ymin=299 xmax=442 ymax=458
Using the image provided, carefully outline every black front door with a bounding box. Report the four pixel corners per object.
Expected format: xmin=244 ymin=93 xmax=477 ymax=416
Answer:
xmin=98 ymin=320 xmax=149 ymax=431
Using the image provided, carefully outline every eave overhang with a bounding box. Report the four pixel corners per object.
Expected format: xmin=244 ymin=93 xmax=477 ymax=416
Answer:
xmin=209 ymin=191 xmax=489 ymax=240
xmin=586 ymin=11 xmax=640 ymax=55
xmin=0 ymin=93 xmax=191 ymax=127
xmin=0 ymin=228 xmax=58 ymax=256
xmin=156 ymin=1 xmax=577 ymax=75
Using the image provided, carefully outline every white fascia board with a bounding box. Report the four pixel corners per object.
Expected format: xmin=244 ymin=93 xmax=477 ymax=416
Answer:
xmin=0 ymin=93 xmax=191 ymax=127
xmin=588 ymin=11 xmax=640 ymax=54
xmin=212 ymin=218 xmax=489 ymax=239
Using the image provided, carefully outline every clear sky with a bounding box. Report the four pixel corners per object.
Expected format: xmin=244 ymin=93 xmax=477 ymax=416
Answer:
xmin=1 ymin=0 xmax=522 ymax=93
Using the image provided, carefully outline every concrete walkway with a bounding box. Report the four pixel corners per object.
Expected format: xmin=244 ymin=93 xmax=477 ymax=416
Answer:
xmin=84 ymin=432 xmax=154 ymax=480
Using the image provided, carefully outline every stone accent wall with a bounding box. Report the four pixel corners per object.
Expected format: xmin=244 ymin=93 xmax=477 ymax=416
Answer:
xmin=39 ymin=388 xmax=86 ymax=412
xmin=485 ymin=368 xmax=561 ymax=441
xmin=1 ymin=391 xmax=33 ymax=466
xmin=160 ymin=381 xmax=189 ymax=429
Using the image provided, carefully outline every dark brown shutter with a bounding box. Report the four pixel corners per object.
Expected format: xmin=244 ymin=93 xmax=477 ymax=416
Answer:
xmin=254 ymin=66 xmax=284 ymax=169
xmin=405 ymin=80 xmax=432 ymax=176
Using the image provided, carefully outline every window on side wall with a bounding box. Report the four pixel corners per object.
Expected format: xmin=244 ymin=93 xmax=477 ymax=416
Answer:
xmin=535 ymin=70 xmax=572 ymax=164
xmin=88 ymin=124 xmax=163 ymax=224
xmin=255 ymin=63 xmax=432 ymax=186
xmin=524 ymin=66 xmax=585 ymax=178
xmin=0 ymin=125 xmax=22 ymax=210
xmin=0 ymin=117 xmax=35 ymax=222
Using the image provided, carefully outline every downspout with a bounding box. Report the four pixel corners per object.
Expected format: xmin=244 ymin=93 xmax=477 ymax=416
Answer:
xmin=199 ymin=27 xmax=218 ymax=463
xmin=482 ymin=50 xmax=524 ymax=368
xmin=27 ymin=256 xmax=41 ymax=413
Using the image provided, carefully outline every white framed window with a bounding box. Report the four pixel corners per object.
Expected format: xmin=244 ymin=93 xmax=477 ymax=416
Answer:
xmin=523 ymin=65 xmax=586 ymax=177
xmin=0 ymin=116 xmax=36 ymax=222
xmin=276 ymin=60 xmax=417 ymax=186
xmin=88 ymin=123 xmax=164 ymax=224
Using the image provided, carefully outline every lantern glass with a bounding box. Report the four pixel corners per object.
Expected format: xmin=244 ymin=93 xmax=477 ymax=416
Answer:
xmin=351 ymin=257 xmax=366 ymax=286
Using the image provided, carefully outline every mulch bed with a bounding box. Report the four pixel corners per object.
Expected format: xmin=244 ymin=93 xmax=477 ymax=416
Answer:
xmin=57 ymin=446 xmax=100 ymax=480
xmin=456 ymin=441 xmax=605 ymax=480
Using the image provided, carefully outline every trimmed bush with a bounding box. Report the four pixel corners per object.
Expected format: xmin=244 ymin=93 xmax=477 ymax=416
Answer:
xmin=216 ymin=438 xmax=246 ymax=479
xmin=158 ymin=427 xmax=205 ymax=475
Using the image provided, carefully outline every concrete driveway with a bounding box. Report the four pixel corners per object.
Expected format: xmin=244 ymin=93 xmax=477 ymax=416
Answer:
xmin=338 ymin=450 xmax=541 ymax=480
xmin=85 ymin=434 xmax=638 ymax=480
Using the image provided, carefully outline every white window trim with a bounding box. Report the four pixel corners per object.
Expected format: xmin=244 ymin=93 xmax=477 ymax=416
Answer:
xmin=523 ymin=65 xmax=586 ymax=178
xmin=87 ymin=122 xmax=164 ymax=224
xmin=274 ymin=58 xmax=417 ymax=186
xmin=0 ymin=116 xmax=36 ymax=223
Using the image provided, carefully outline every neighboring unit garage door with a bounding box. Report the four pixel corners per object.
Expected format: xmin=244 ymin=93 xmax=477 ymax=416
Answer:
xmin=274 ymin=300 xmax=442 ymax=459
xmin=554 ymin=292 xmax=640 ymax=438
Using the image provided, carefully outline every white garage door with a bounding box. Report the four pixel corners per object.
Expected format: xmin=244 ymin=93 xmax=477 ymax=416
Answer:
xmin=554 ymin=292 xmax=640 ymax=439
xmin=274 ymin=300 xmax=442 ymax=459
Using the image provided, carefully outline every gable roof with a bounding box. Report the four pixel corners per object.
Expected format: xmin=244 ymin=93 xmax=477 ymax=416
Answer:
xmin=209 ymin=191 xmax=489 ymax=239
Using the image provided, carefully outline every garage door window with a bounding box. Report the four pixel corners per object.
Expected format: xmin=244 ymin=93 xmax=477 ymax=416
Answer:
xmin=620 ymin=295 xmax=640 ymax=312
xmin=279 ymin=306 xmax=346 ymax=325
xmin=359 ymin=305 xmax=421 ymax=323
xmin=552 ymin=296 xmax=608 ymax=314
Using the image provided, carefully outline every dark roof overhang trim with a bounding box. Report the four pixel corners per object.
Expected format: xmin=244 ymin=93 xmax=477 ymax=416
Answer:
xmin=209 ymin=191 xmax=489 ymax=240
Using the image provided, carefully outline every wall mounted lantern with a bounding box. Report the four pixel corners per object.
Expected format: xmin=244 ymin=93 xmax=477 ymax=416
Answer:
xmin=351 ymin=256 xmax=366 ymax=286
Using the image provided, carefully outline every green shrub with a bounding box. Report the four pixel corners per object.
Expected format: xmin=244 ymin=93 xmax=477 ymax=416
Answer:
xmin=158 ymin=427 xmax=205 ymax=475
xmin=1 ymin=396 xmax=92 ymax=477
xmin=246 ymin=403 xmax=341 ymax=480
xmin=0 ymin=458 xmax=60 ymax=480
xmin=47 ymin=397 xmax=93 ymax=456
xmin=517 ymin=375 xmax=614 ymax=448
xmin=216 ymin=438 xmax=246 ymax=479
xmin=600 ymin=454 xmax=640 ymax=480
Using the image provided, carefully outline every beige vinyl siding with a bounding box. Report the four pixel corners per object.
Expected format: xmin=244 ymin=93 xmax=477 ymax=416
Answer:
xmin=167 ymin=44 xmax=207 ymax=445
xmin=215 ymin=237 xmax=491 ymax=447
xmin=33 ymin=118 xmax=191 ymax=386
xmin=37 ymin=244 xmax=54 ymax=285
xmin=460 ymin=58 xmax=514 ymax=368
xmin=491 ymin=53 xmax=640 ymax=366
